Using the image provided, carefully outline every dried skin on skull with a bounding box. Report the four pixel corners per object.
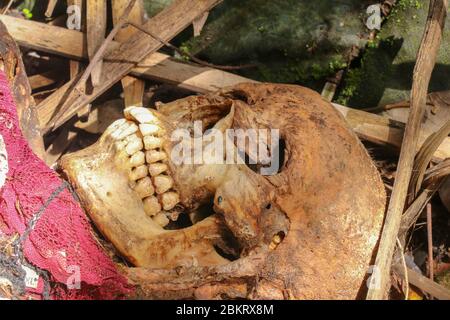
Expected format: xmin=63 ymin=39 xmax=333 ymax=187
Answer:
xmin=60 ymin=84 xmax=386 ymax=299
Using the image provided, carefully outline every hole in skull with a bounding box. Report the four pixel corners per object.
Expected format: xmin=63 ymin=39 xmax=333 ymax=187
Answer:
xmin=240 ymin=138 xmax=286 ymax=175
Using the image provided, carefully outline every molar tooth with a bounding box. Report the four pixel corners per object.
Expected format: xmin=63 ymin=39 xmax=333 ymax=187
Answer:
xmin=143 ymin=196 xmax=161 ymax=217
xmin=134 ymin=177 xmax=154 ymax=198
xmin=130 ymin=165 xmax=148 ymax=181
xmin=160 ymin=192 xmax=180 ymax=211
xmin=124 ymin=107 xmax=158 ymax=124
xmin=143 ymin=136 xmax=163 ymax=150
xmin=139 ymin=124 xmax=162 ymax=136
xmin=126 ymin=137 xmax=144 ymax=155
xmin=153 ymin=175 xmax=173 ymax=194
xmin=148 ymin=163 xmax=168 ymax=176
xmin=129 ymin=151 xmax=145 ymax=167
xmin=111 ymin=121 xmax=138 ymax=140
xmin=146 ymin=150 xmax=167 ymax=163
xmin=153 ymin=212 xmax=170 ymax=227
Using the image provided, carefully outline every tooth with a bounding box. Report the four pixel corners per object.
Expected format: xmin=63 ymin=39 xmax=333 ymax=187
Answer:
xmin=153 ymin=212 xmax=170 ymax=227
xmin=123 ymin=133 xmax=141 ymax=143
xmin=160 ymin=192 xmax=180 ymax=211
xmin=143 ymin=136 xmax=163 ymax=150
xmin=111 ymin=121 xmax=138 ymax=140
xmin=129 ymin=151 xmax=145 ymax=167
xmin=130 ymin=165 xmax=148 ymax=181
xmin=143 ymin=196 xmax=161 ymax=217
xmin=153 ymin=175 xmax=173 ymax=194
xmin=126 ymin=137 xmax=144 ymax=155
xmin=146 ymin=150 xmax=167 ymax=164
xmin=134 ymin=177 xmax=155 ymax=198
xmin=124 ymin=107 xmax=158 ymax=124
xmin=139 ymin=124 xmax=161 ymax=136
xmin=148 ymin=163 xmax=168 ymax=176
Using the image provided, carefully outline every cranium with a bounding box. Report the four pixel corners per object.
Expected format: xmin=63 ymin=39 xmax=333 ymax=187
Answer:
xmin=60 ymin=83 xmax=386 ymax=299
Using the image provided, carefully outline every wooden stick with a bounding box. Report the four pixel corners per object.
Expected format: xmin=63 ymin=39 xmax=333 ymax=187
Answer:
xmin=193 ymin=11 xmax=209 ymax=37
xmin=1 ymin=0 xmax=14 ymax=14
xmin=0 ymin=14 xmax=256 ymax=93
xmin=67 ymin=0 xmax=84 ymax=80
xmin=86 ymin=0 xmax=107 ymax=86
xmin=112 ymin=0 xmax=146 ymax=107
xmin=39 ymin=0 xmax=223 ymax=133
xmin=367 ymin=0 xmax=448 ymax=300
xmin=426 ymin=203 xmax=434 ymax=282
xmin=49 ymin=0 xmax=138 ymax=129
xmin=45 ymin=0 xmax=59 ymax=18
xmin=393 ymin=264 xmax=450 ymax=300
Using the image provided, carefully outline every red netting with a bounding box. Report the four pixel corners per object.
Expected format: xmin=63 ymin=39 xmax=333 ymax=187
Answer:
xmin=0 ymin=70 xmax=132 ymax=299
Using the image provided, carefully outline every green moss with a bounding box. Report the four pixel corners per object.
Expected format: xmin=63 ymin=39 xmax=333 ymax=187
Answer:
xmin=172 ymin=0 xmax=370 ymax=86
xmin=336 ymin=0 xmax=450 ymax=108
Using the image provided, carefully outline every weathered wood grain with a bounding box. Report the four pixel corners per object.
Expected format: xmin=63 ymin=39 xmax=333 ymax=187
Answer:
xmin=112 ymin=0 xmax=146 ymax=107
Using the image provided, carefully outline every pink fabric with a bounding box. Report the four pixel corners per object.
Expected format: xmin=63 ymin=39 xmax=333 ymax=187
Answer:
xmin=0 ymin=70 xmax=131 ymax=299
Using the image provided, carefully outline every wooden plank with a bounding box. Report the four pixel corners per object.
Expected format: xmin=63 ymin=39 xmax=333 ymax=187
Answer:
xmin=67 ymin=0 xmax=84 ymax=79
xmin=37 ymin=0 xmax=223 ymax=132
xmin=28 ymin=71 xmax=58 ymax=90
xmin=0 ymin=14 xmax=252 ymax=94
xmin=86 ymin=0 xmax=106 ymax=86
xmin=332 ymin=103 xmax=450 ymax=162
xmin=112 ymin=0 xmax=146 ymax=107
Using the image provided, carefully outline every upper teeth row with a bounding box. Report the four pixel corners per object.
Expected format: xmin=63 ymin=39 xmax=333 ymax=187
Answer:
xmin=114 ymin=106 xmax=181 ymax=227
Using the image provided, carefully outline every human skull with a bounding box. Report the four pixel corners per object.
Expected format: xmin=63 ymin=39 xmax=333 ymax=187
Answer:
xmin=60 ymin=83 xmax=386 ymax=299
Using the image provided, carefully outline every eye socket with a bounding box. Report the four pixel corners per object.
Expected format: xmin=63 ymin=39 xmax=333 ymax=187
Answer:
xmin=240 ymin=138 xmax=286 ymax=176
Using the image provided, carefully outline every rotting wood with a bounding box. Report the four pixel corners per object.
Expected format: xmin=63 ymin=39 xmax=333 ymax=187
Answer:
xmin=0 ymin=20 xmax=45 ymax=161
xmin=86 ymin=0 xmax=106 ymax=86
xmin=367 ymin=0 xmax=448 ymax=300
xmin=112 ymin=0 xmax=146 ymax=107
xmin=38 ymin=0 xmax=223 ymax=133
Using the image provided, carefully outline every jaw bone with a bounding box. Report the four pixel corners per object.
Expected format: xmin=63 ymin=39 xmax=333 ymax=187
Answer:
xmin=59 ymin=107 xmax=229 ymax=268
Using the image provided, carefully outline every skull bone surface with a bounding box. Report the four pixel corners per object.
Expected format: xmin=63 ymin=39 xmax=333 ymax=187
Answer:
xmin=60 ymin=83 xmax=386 ymax=299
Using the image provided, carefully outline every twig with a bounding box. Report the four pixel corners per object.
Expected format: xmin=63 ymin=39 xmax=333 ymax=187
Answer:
xmin=399 ymin=179 xmax=443 ymax=242
xmin=367 ymin=0 xmax=448 ymax=300
xmin=126 ymin=21 xmax=257 ymax=71
xmin=396 ymin=237 xmax=409 ymax=300
xmin=426 ymin=203 xmax=434 ymax=282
